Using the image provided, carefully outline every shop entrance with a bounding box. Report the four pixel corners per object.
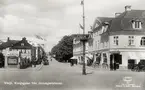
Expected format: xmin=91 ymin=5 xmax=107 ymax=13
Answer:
xmin=110 ymin=53 xmax=122 ymax=70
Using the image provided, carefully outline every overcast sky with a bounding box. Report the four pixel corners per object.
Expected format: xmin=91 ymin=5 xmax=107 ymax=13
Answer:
xmin=0 ymin=0 xmax=145 ymax=51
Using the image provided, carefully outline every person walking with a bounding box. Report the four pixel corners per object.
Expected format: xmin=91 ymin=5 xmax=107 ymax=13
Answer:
xmin=70 ymin=59 xmax=74 ymax=66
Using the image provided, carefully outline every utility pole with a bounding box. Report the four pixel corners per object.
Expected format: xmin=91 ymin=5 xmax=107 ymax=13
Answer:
xmin=81 ymin=0 xmax=87 ymax=75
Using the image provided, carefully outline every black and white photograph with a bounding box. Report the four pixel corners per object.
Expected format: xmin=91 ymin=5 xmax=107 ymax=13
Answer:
xmin=0 ymin=0 xmax=145 ymax=90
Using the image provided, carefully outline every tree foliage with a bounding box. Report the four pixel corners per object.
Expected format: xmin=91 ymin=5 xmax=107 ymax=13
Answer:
xmin=51 ymin=34 xmax=82 ymax=62
xmin=51 ymin=35 xmax=73 ymax=62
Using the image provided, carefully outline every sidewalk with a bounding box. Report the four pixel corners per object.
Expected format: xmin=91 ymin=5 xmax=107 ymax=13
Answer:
xmin=75 ymin=64 xmax=131 ymax=72
xmin=0 ymin=64 xmax=43 ymax=71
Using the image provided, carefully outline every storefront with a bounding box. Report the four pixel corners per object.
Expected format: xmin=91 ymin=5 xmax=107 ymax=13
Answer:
xmin=5 ymin=51 xmax=20 ymax=68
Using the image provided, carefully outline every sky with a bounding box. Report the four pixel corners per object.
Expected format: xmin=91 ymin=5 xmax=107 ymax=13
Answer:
xmin=0 ymin=0 xmax=145 ymax=52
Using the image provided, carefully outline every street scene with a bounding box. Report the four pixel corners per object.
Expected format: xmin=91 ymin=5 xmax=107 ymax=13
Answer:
xmin=1 ymin=0 xmax=145 ymax=90
xmin=0 ymin=59 xmax=144 ymax=90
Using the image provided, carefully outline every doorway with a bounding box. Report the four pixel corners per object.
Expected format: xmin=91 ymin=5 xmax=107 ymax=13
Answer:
xmin=110 ymin=53 xmax=122 ymax=70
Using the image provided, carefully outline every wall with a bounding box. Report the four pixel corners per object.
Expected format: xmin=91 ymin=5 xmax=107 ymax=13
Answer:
xmin=92 ymin=29 xmax=110 ymax=52
xmin=73 ymin=38 xmax=88 ymax=56
xmin=109 ymin=35 xmax=145 ymax=49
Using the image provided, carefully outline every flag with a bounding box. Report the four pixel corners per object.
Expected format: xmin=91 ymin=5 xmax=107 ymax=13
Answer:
xmin=79 ymin=24 xmax=84 ymax=29
xmin=35 ymin=35 xmax=43 ymax=40
xmin=81 ymin=0 xmax=84 ymax=5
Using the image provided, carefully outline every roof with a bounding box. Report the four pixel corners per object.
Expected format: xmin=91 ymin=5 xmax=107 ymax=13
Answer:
xmin=0 ymin=40 xmax=19 ymax=50
xmin=11 ymin=37 xmax=33 ymax=49
xmin=92 ymin=17 xmax=114 ymax=32
xmin=108 ymin=10 xmax=145 ymax=33
xmin=92 ymin=9 xmax=145 ymax=35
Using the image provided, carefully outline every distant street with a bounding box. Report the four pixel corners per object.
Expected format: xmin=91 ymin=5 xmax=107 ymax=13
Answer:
xmin=0 ymin=59 xmax=144 ymax=90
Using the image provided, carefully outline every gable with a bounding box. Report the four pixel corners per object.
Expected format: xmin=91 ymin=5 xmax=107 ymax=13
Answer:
xmin=12 ymin=38 xmax=33 ymax=49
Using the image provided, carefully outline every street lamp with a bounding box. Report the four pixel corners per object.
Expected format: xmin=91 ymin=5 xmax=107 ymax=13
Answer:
xmin=80 ymin=0 xmax=86 ymax=75
xmin=80 ymin=35 xmax=88 ymax=75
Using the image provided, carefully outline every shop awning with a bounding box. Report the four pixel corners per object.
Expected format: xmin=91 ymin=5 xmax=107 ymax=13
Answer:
xmin=71 ymin=56 xmax=77 ymax=59
xmin=86 ymin=54 xmax=93 ymax=60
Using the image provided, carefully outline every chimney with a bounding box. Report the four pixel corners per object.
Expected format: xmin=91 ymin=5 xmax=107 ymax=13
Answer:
xmin=7 ymin=37 xmax=10 ymax=42
xmin=115 ymin=13 xmax=122 ymax=17
xmin=125 ymin=5 xmax=131 ymax=11
xmin=22 ymin=37 xmax=26 ymax=41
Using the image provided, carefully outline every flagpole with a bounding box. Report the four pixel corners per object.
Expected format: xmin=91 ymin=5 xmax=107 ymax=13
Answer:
xmin=82 ymin=0 xmax=86 ymax=75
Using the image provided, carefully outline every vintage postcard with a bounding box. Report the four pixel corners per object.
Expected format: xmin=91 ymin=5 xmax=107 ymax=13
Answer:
xmin=0 ymin=0 xmax=144 ymax=90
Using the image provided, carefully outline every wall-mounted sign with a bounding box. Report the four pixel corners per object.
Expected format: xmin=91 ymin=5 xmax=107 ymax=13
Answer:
xmin=6 ymin=51 xmax=19 ymax=57
xmin=8 ymin=56 xmax=18 ymax=65
xmin=21 ymin=53 xmax=31 ymax=59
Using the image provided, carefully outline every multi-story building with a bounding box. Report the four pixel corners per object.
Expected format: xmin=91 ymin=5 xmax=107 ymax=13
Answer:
xmin=72 ymin=34 xmax=93 ymax=65
xmin=0 ymin=37 xmax=44 ymax=68
xmin=89 ymin=5 xmax=145 ymax=70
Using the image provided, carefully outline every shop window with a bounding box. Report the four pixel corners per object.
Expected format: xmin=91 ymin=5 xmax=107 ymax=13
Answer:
xmin=128 ymin=59 xmax=136 ymax=69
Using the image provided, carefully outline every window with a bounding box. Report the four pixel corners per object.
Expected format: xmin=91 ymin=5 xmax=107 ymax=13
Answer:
xmin=128 ymin=36 xmax=134 ymax=45
xmin=114 ymin=36 xmax=119 ymax=45
xmin=132 ymin=20 xmax=142 ymax=29
xmin=102 ymin=25 xmax=108 ymax=33
xmin=141 ymin=37 xmax=145 ymax=46
xmin=21 ymin=43 xmax=24 ymax=46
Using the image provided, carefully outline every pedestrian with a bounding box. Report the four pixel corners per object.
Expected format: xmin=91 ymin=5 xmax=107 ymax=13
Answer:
xmin=70 ymin=59 xmax=74 ymax=66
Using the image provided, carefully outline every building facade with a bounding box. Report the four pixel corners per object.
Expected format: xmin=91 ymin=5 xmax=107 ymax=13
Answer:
xmin=89 ymin=5 xmax=145 ymax=70
xmin=73 ymin=34 xmax=93 ymax=65
xmin=0 ymin=37 xmax=44 ymax=68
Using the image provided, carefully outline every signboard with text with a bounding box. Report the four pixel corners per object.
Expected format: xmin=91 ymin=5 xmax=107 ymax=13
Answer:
xmin=7 ymin=56 xmax=18 ymax=65
xmin=6 ymin=51 xmax=19 ymax=57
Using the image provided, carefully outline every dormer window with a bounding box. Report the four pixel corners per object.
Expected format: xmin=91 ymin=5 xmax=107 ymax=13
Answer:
xmin=21 ymin=43 xmax=24 ymax=46
xmin=102 ymin=22 xmax=109 ymax=33
xmin=103 ymin=25 xmax=108 ymax=33
xmin=132 ymin=19 xmax=142 ymax=29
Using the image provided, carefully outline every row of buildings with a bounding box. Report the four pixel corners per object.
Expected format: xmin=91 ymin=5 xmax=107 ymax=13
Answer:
xmin=0 ymin=37 xmax=45 ymax=68
xmin=73 ymin=5 xmax=145 ymax=70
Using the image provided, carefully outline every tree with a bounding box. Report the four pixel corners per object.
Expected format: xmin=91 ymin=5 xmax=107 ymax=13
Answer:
xmin=51 ymin=34 xmax=85 ymax=62
xmin=51 ymin=35 xmax=73 ymax=62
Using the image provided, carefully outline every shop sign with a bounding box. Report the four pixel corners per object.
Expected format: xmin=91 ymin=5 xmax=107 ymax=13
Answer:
xmin=21 ymin=53 xmax=31 ymax=58
xmin=8 ymin=57 xmax=18 ymax=65
xmin=6 ymin=51 xmax=19 ymax=57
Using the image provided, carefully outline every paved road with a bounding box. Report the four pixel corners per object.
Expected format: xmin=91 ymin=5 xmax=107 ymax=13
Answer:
xmin=0 ymin=59 xmax=144 ymax=90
